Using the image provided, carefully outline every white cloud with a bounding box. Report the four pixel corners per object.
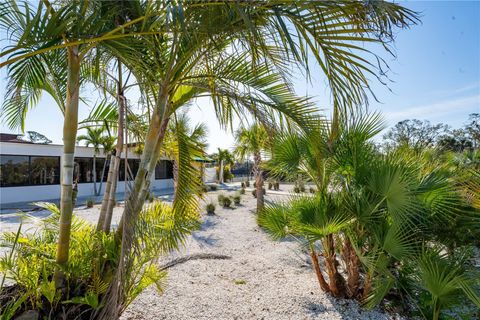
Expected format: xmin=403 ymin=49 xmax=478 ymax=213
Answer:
xmin=380 ymin=94 xmax=480 ymax=125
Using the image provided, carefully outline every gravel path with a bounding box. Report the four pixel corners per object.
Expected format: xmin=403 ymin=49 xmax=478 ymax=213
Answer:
xmin=121 ymin=191 xmax=401 ymax=320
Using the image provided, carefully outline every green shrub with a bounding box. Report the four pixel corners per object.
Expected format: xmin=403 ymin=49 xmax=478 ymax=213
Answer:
xmin=206 ymin=202 xmax=216 ymax=215
xmin=274 ymin=182 xmax=280 ymax=191
xmin=241 ymin=182 xmax=246 ymax=188
xmin=217 ymin=193 xmax=226 ymax=204
xmin=201 ymin=185 xmax=209 ymax=193
xmin=268 ymin=182 xmax=273 ymax=190
xmin=300 ymin=186 xmax=305 ymax=193
xmin=86 ymin=198 xmax=94 ymax=208
xmin=252 ymin=189 xmax=257 ymax=198
xmin=222 ymin=196 xmax=232 ymax=208
xmin=233 ymin=195 xmax=241 ymax=205
xmin=293 ymin=186 xmax=300 ymax=193
xmin=239 ymin=187 xmax=246 ymax=195
xmin=309 ymin=187 xmax=316 ymax=194
xmin=245 ymin=180 xmax=250 ymax=187
xmin=209 ymin=184 xmax=218 ymax=191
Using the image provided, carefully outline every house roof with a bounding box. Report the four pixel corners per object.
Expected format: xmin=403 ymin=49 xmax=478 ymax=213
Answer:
xmin=0 ymin=133 xmax=33 ymax=144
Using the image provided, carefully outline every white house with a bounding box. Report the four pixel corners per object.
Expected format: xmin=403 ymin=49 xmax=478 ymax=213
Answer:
xmin=0 ymin=133 xmax=174 ymax=206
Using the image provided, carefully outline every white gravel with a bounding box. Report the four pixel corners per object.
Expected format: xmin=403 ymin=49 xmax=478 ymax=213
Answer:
xmin=0 ymin=185 xmax=403 ymax=319
xmin=121 ymin=189 xmax=403 ymax=320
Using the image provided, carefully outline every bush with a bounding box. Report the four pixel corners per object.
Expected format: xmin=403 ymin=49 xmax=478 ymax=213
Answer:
xmin=245 ymin=180 xmax=250 ymax=187
xmin=217 ymin=193 xmax=226 ymax=204
xmin=206 ymin=202 xmax=216 ymax=215
xmin=239 ymin=187 xmax=246 ymax=195
xmin=209 ymin=184 xmax=218 ymax=191
xmin=268 ymin=182 xmax=273 ymax=190
xmin=241 ymin=182 xmax=246 ymax=188
xmin=222 ymin=196 xmax=232 ymax=208
xmin=274 ymin=182 xmax=280 ymax=191
xmin=86 ymin=198 xmax=94 ymax=208
xmin=300 ymin=186 xmax=305 ymax=193
xmin=201 ymin=185 xmax=209 ymax=193
xmin=233 ymin=195 xmax=241 ymax=205
xmin=293 ymin=186 xmax=300 ymax=193
xmin=309 ymin=187 xmax=316 ymax=194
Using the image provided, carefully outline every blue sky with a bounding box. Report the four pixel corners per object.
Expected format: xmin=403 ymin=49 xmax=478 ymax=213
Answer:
xmin=1 ymin=1 xmax=479 ymax=153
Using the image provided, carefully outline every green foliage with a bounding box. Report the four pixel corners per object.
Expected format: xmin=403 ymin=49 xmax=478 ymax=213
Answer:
xmin=239 ymin=188 xmax=246 ymax=195
xmin=233 ymin=194 xmax=241 ymax=205
xmin=0 ymin=200 xmax=198 ymax=318
xmin=206 ymin=202 xmax=216 ymax=215
xmin=86 ymin=198 xmax=95 ymax=208
xmin=222 ymin=197 xmax=232 ymax=208
xmin=209 ymin=184 xmax=218 ymax=191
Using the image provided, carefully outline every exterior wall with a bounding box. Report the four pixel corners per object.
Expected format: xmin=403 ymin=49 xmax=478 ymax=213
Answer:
xmin=0 ymin=142 xmax=173 ymax=206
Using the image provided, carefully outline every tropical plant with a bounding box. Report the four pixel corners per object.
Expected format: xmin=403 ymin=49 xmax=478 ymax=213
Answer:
xmin=234 ymin=124 xmax=269 ymax=213
xmin=261 ymin=111 xmax=480 ymax=318
xmin=206 ymin=202 xmax=216 ymax=215
xmin=213 ymin=149 xmax=235 ymax=183
xmin=0 ymin=201 xmax=198 ymax=319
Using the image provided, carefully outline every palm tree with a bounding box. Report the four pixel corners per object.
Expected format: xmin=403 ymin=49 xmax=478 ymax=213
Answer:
xmin=213 ymin=148 xmax=235 ymax=184
xmin=234 ymin=124 xmax=269 ymax=212
xmin=0 ymin=0 xmax=162 ymax=284
xmin=77 ymin=127 xmax=106 ymax=195
xmin=97 ymin=134 xmax=116 ymax=196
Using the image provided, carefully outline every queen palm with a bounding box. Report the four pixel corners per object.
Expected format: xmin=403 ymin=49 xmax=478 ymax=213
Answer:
xmin=77 ymin=126 xmax=106 ymax=195
xmin=234 ymin=124 xmax=269 ymax=212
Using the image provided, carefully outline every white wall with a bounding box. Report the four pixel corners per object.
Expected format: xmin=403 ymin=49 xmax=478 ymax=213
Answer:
xmin=0 ymin=142 xmax=173 ymax=206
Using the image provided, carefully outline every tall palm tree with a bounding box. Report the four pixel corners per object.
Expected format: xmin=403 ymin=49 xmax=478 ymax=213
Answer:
xmin=77 ymin=126 xmax=106 ymax=195
xmin=98 ymin=134 xmax=116 ymax=196
xmin=234 ymin=124 xmax=269 ymax=212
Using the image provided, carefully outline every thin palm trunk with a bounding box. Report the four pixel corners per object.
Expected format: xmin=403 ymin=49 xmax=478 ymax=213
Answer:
xmin=309 ymin=245 xmax=330 ymax=293
xmin=254 ymin=151 xmax=264 ymax=213
xmin=54 ymin=46 xmax=80 ymax=287
xmin=98 ymin=61 xmax=124 ymax=232
xmin=99 ymin=89 xmax=170 ymax=320
xmin=219 ymin=160 xmax=224 ymax=183
xmin=97 ymin=152 xmax=116 ymax=231
xmin=93 ymin=154 xmax=97 ymax=195
xmin=97 ymin=154 xmax=109 ymax=196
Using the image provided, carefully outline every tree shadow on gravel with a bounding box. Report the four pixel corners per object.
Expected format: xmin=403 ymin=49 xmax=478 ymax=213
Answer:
xmin=192 ymin=233 xmax=220 ymax=247
xmin=302 ymin=296 xmax=391 ymax=320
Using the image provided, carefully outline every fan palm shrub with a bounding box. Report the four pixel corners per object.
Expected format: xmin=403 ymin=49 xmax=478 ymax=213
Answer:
xmin=261 ymin=111 xmax=480 ymax=317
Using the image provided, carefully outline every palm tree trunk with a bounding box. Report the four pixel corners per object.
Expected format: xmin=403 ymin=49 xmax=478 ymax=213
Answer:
xmin=173 ymin=159 xmax=178 ymax=192
xmin=97 ymin=154 xmax=109 ymax=196
xmin=343 ymin=238 xmax=360 ymax=298
xmin=54 ymin=46 xmax=80 ymax=287
xmin=97 ymin=152 xmax=116 ymax=231
xmin=93 ymin=154 xmax=97 ymax=195
xmin=97 ymin=61 xmax=124 ymax=232
xmin=309 ymin=245 xmax=330 ymax=293
xmin=219 ymin=159 xmax=224 ymax=183
xmin=324 ymin=235 xmax=346 ymax=298
xmin=98 ymin=89 xmax=170 ymax=320
xmin=254 ymin=151 xmax=264 ymax=213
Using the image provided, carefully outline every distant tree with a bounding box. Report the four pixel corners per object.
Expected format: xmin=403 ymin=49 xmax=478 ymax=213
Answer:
xmin=383 ymin=119 xmax=449 ymax=150
xmin=437 ymin=129 xmax=473 ymax=152
xmin=26 ymin=131 xmax=52 ymax=144
xmin=464 ymin=113 xmax=480 ymax=149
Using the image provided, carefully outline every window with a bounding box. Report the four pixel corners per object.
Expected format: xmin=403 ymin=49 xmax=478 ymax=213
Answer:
xmin=0 ymin=155 xmax=30 ymax=186
xmin=74 ymin=157 xmax=108 ymax=183
xmin=155 ymin=160 xmax=174 ymax=180
xmin=119 ymin=159 xmax=140 ymax=181
xmin=30 ymin=156 xmax=60 ymax=185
